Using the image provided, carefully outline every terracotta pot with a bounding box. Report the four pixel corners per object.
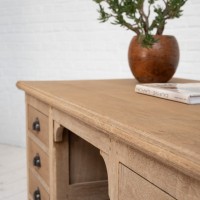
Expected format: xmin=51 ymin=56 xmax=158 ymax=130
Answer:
xmin=128 ymin=35 xmax=180 ymax=83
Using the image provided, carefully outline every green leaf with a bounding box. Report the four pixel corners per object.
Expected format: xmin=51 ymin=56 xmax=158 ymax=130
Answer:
xmin=97 ymin=4 xmax=110 ymax=22
xmin=140 ymin=34 xmax=158 ymax=48
xmin=93 ymin=0 xmax=104 ymax=3
xmin=92 ymin=0 xmax=188 ymax=48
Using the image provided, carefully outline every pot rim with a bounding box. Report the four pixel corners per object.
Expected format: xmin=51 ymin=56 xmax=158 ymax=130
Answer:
xmin=133 ymin=34 xmax=176 ymax=38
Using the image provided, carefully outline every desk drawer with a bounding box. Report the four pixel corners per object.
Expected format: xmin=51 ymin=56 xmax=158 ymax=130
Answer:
xmin=29 ymin=170 xmax=49 ymax=200
xmin=119 ymin=164 xmax=175 ymax=200
xmin=28 ymin=138 xmax=49 ymax=185
xmin=28 ymin=105 xmax=49 ymax=147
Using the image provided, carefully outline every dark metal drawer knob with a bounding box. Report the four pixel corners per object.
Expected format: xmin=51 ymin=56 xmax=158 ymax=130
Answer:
xmin=33 ymin=154 xmax=41 ymax=168
xmin=33 ymin=188 xmax=41 ymax=200
xmin=32 ymin=118 xmax=40 ymax=132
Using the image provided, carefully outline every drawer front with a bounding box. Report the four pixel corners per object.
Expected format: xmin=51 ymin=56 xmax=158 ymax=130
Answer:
xmin=119 ymin=164 xmax=175 ymax=200
xmin=28 ymin=105 xmax=49 ymax=147
xmin=28 ymin=139 xmax=49 ymax=185
xmin=29 ymin=170 xmax=49 ymax=200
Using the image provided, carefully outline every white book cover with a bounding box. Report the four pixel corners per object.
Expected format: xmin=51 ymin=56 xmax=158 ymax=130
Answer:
xmin=135 ymin=83 xmax=200 ymax=104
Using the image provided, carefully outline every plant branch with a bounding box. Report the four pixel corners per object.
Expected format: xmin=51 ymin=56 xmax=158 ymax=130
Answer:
xmin=93 ymin=0 xmax=188 ymax=48
xmin=138 ymin=1 xmax=149 ymax=34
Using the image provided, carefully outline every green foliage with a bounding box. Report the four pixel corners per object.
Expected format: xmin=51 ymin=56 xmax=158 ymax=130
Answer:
xmin=139 ymin=34 xmax=158 ymax=48
xmin=93 ymin=0 xmax=187 ymax=47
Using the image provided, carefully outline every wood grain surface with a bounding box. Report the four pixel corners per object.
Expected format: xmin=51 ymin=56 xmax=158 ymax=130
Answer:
xmin=17 ymin=78 xmax=200 ymax=181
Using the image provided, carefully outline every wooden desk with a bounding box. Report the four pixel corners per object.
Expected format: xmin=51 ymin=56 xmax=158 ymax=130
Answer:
xmin=17 ymin=79 xmax=200 ymax=200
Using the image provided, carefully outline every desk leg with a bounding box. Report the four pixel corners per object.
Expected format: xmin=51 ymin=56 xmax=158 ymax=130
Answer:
xmin=109 ymin=140 xmax=119 ymax=200
xmin=100 ymin=151 xmax=111 ymax=199
xmin=100 ymin=140 xmax=119 ymax=200
xmin=49 ymin=120 xmax=70 ymax=200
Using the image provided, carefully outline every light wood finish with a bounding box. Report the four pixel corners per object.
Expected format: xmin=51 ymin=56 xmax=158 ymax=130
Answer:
xmin=28 ymin=105 xmax=49 ymax=147
xmin=17 ymin=78 xmax=200 ymax=200
xmin=28 ymin=131 xmax=49 ymax=154
xmin=69 ymin=132 xmax=108 ymax=184
xmin=49 ymin=121 xmax=69 ymax=200
xmin=116 ymin=139 xmax=200 ymax=199
xmin=68 ymin=181 xmax=109 ymax=200
xmin=28 ymin=138 xmax=49 ymax=185
xmin=26 ymin=96 xmax=50 ymax=200
xmin=119 ymin=164 xmax=175 ymax=200
xmin=27 ymin=95 xmax=49 ymax=116
xmin=52 ymin=108 xmax=110 ymax=154
xmin=29 ymin=170 xmax=49 ymax=200
xmin=50 ymin=120 xmax=109 ymax=200
xmin=53 ymin=123 xmax=64 ymax=142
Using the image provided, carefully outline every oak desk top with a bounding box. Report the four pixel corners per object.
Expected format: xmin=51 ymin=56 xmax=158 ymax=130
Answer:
xmin=17 ymin=78 xmax=200 ymax=181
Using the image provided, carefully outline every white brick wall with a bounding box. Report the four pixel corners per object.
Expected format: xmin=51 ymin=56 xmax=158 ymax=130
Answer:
xmin=0 ymin=0 xmax=200 ymax=146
